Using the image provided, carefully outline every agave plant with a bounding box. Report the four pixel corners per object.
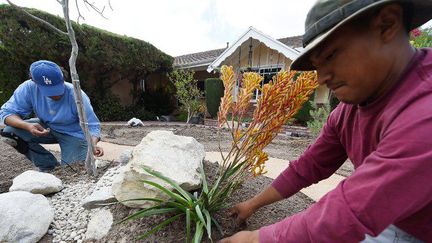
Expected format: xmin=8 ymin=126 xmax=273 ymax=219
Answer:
xmin=120 ymin=65 xmax=318 ymax=242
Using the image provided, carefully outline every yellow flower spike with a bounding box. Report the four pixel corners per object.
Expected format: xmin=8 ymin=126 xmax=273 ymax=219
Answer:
xmin=218 ymin=66 xmax=236 ymax=127
xmin=217 ymin=68 xmax=317 ymax=184
xmin=235 ymin=72 xmax=263 ymax=116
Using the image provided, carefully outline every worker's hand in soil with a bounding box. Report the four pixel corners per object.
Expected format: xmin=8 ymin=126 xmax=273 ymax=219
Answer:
xmin=27 ymin=123 xmax=50 ymax=137
xmin=218 ymin=230 xmax=259 ymax=243
xmin=228 ymin=200 xmax=256 ymax=225
xmin=93 ymin=145 xmax=104 ymax=157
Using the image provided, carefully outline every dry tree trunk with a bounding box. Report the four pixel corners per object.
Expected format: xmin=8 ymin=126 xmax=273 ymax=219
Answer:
xmin=61 ymin=0 xmax=96 ymax=176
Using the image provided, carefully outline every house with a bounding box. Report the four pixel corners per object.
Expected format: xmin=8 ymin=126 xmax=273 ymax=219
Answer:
xmin=173 ymin=26 xmax=330 ymax=105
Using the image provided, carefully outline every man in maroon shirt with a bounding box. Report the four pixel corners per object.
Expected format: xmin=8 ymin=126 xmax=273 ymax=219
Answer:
xmin=220 ymin=0 xmax=432 ymax=242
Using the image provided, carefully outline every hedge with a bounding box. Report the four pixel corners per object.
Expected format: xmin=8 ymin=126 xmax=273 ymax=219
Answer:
xmin=0 ymin=4 xmax=174 ymax=120
xmin=204 ymin=78 xmax=224 ymax=118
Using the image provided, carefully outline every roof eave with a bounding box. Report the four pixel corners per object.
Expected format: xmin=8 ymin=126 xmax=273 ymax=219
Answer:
xmin=207 ymin=26 xmax=300 ymax=73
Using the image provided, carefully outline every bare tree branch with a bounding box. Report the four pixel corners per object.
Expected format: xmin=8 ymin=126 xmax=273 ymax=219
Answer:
xmin=108 ymin=0 xmax=113 ymax=11
xmin=82 ymin=0 xmax=108 ymax=19
xmin=6 ymin=0 xmax=68 ymax=35
xmin=75 ymin=0 xmax=85 ymax=24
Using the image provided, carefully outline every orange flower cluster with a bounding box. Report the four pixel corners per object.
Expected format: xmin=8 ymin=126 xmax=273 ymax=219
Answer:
xmin=217 ymin=65 xmax=318 ymax=179
xmin=244 ymin=71 xmax=318 ymax=175
xmin=235 ymin=72 xmax=263 ymax=117
xmin=217 ymin=66 xmax=236 ymax=126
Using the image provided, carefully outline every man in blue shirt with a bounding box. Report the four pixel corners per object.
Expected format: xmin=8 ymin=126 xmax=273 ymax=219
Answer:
xmin=0 ymin=60 xmax=104 ymax=172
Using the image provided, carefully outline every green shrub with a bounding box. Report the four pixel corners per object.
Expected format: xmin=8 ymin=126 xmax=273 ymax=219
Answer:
xmin=168 ymin=69 xmax=202 ymax=123
xmin=294 ymin=96 xmax=314 ymax=124
xmin=204 ymin=78 xmax=224 ymax=118
xmin=307 ymin=103 xmax=330 ymax=137
xmin=90 ymin=89 xmax=157 ymax=121
xmin=410 ymin=27 xmax=432 ymax=48
xmin=0 ymin=49 xmax=25 ymax=105
xmin=136 ymin=87 xmax=176 ymax=116
xmin=89 ymin=90 xmax=128 ymax=121
xmin=127 ymin=106 xmax=157 ymax=121
xmin=175 ymin=110 xmax=188 ymax=122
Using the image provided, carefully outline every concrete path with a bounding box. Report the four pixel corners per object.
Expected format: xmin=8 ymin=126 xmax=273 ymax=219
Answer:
xmin=43 ymin=143 xmax=345 ymax=202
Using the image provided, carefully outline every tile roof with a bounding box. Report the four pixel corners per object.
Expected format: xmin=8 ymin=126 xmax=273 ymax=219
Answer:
xmin=173 ymin=48 xmax=227 ymax=68
xmin=174 ymin=35 xmax=303 ymax=69
xmin=277 ymin=35 xmax=303 ymax=49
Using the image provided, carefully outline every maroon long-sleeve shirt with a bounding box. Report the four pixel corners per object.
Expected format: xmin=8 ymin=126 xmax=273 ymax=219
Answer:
xmin=260 ymin=48 xmax=432 ymax=242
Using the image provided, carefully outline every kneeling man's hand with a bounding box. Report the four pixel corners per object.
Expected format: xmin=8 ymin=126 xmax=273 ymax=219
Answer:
xmin=27 ymin=124 xmax=50 ymax=137
xmin=93 ymin=145 xmax=104 ymax=157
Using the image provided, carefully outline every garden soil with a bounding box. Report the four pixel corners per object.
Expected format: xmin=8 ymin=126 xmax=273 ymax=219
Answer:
xmin=0 ymin=124 xmax=354 ymax=242
xmin=100 ymin=124 xmax=354 ymax=177
xmin=99 ymin=161 xmax=314 ymax=243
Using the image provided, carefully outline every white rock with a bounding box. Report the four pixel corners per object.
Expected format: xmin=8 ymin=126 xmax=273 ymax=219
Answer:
xmin=127 ymin=117 xmax=144 ymax=127
xmin=112 ymin=130 xmax=205 ymax=208
xmin=96 ymin=159 xmax=111 ymax=169
xmin=9 ymin=170 xmax=63 ymax=195
xmin=85 ymin=209 xmax=113 ymax=240
xmin=0 ymin=191 xmax=54 ymax=243
xmin=119 ymin=149 xmax=132 ymax=165
xmin=81 ymin=186 xmax=116 ymax=209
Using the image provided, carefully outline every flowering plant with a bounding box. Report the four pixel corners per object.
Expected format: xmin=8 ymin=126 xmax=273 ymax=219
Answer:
xmin=122 ymin=65 xmax=318 ymax=242
xmin=410 ymin=27 xmax=432 ymax=48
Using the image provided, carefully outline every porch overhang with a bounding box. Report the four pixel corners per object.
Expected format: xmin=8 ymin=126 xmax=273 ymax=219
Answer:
xmin=207 ymin=26 xmax=300 ymax=73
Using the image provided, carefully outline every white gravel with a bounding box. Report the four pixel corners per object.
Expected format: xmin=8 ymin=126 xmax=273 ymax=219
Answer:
xmin=46 ymin=165 xmax=121 ymax=242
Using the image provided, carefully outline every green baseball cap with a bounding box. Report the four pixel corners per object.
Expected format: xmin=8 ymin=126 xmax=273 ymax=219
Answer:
xmin=291 ymin=0 xmax=432 ymax=71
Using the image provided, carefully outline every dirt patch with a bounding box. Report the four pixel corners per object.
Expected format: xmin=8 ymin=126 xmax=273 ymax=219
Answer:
xmin=100 ymin=124 xmax=353 ymax=177
xmin=101 ymin=125 xmax=310 ymax=162
xmin=0 ymin=123 xmax=353 ymax=242
xmin=0 ymin=142 xmax=34 ymax=193
xmin=99 ymin=161 xmax=314 ymax=242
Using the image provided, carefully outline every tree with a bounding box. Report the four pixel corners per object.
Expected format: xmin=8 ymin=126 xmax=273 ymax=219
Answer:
xmin=6 ymin=0 xmax=112 ymax=176
xmin=168 ymin=69 xmax=202 ymax=124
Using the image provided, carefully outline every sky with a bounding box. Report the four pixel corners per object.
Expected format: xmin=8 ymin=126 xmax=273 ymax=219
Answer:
xmin=1 ymin=0 xmax=431 ymax=57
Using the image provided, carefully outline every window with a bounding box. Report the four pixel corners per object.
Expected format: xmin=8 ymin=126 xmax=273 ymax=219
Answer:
xmin=250 ymin=66 xmax=282 ymax=101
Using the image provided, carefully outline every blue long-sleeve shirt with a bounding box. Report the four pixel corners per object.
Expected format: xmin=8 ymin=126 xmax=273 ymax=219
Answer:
xmin=0 ymin=80 xmax=100 ymax=139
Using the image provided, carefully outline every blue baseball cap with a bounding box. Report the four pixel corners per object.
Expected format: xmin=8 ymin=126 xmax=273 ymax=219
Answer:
xmin=30 ymin=60 xmax=65 ymax=97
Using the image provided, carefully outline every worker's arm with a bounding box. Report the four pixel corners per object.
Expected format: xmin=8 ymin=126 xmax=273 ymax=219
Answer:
xmin=0 ymin=81 xmax=49 ymax=137
xmin=5 ymin=115 xmax=49 ymax=137
xmin=229 ymin=186 xmax=283 ymax=224
xmin=221 ymin=106 xmax=348 ymax=242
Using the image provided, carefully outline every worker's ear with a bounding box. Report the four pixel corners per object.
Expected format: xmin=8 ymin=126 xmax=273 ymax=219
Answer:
xmin=370 ymin=3 xmax=405 ymax=44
